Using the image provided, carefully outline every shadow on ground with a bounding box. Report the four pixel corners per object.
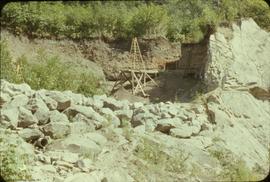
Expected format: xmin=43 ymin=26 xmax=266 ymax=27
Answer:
xmin=145 ymin=71 xmax=206 ymax=103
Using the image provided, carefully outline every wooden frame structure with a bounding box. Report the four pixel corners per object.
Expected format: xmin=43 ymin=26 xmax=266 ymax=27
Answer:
xmin=112 ymin=37 xmax=158 ymax=97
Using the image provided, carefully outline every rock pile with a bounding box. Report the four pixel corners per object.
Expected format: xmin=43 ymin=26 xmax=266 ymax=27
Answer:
xmin=1 ymin=78 xmax=269 ymax=181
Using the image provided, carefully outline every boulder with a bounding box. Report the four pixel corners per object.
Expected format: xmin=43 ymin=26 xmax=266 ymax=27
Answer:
xmin=205 ymin=19 xmax=270 ymax=90
xmin=17 ymin=107 xmax=38 ymax=128
xmin=115 ymin=109 xmax=133 ymax=122
xmin=45 ymin=91 xmax=72 ymax=111
xmin=62 ymin=90 xmax=84 ymax=105
xmin=84 ymin=132 xmax=107 ymax=146
xmin=63 ymin=105 xmax=106 ymax=127
xmin=131 ymin=112 xmax=157 ymax=128
xmin=155 ymin=118 xmax=182 ymax=134
xmin=61 ymin=152 xmax=79 ymax=164
xmin=103 ymin=97 xmax=123 ymax=111
xmin=170 ymin=125 xmax=193 ymax=138
xmin=35 ymin=108 xmax=50 ymax=125
xmin=0 ymin=107 xmax=19 ymax=128
xmin=49 ymin=110 xmax=70 ymax=123
xmin=249 ymin=86 xmax=270 ymax=100
xmin=131 ymin=102 xmax=144 ymax=109
xmin=26 ymin=97 xmax=49 ymax=114
xmin=61 ymin=134 xmax=101 ymax=155
xmin=18 ymin=128 xmax=43 ymax=142
xmin=105 ymin=168 xmax=134 ymax=182
xmin=42 ymin=122 xmax=70 ymax=139
xmin=5 ymin=94 xmax=29 ymax=108
xmin=64 ymin=172 xmax=104 ymax=182
xmin=1 ymin=79 xmax=33 ymax=97
xmin=98 ymin=108 xmax=120 ymax=127
xmin=36 ymin=91 xmax=58 ymax=110
xmin=0 ymin=92 xmax=11 ymax=107
xmin=70 ymin=121 xmax=95 ymax=134
xmin=75 ymin=158 xmax=93 ymax=172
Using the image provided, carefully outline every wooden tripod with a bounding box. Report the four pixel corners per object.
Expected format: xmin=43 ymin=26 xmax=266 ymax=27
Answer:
xmin=112 ymin=37 xmax=158 ymax=97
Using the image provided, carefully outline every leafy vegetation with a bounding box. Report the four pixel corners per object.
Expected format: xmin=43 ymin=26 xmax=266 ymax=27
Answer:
xmin=134 ymin=137 xmax=189 ymax=173
xmin=0 ymin=40 xmax=104 ymax=96
xmin=1 ymin=1 xmax=269 ymax=43
xmin=208 ymin=147 xmax=260 ymax=181
xmin=0 ymin=129 xmax=32 ymax=182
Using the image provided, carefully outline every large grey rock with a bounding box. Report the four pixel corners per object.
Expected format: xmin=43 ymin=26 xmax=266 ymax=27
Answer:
xmin=63 ymin=105 xmax=106 ymax=127
xmin=49 ymin=110 xmax=69 ymax=123
xmin=115 ymin=109 xmax=133 ymax=123
xmin=84 ymin=132 xmax=107 ymax=146
xmin=5 ymin=94 xmax=29 ymax=108
xmin=61 ymin=152 xmax=79 ymax=164
xmin=205 ymin=19 xmax=270 ymax=90
xmin=34 ymin=108 xmax=50 ymax=125
xmin=17 ymin=106 xmax=38 ymax=128
xmin=62 ymin=90 xmax=84 ymax=105
xmin=61 ymin=134 xmax=101 ymax=155
xmin=0 ymin=92 xmax=11 ymax=107
xmin=105 ymin=168 xmax=134 ymax=182
xmin=36 ymin=91 xmax=58 ymax=110
xmin=42 ymin=122 xmax=70 ymax=139
xmin=45 ymin=91 xmax=72 ymax=111
xmin=103 ymin=97 xmax=123 ymax=111
xmin=98 ymin=108 xmax=120 ymax=127
xmin=131 ymin=111 xmax=157 ymax=128
xmin=26 ymin=97 xmax=49 ymax=113
xmin=18 ymin=128 xmax=43 ymax=142
xmin=1 ymin=79 xmax=33 ymax=97
xmin=64 ymin=172 xmax=104 ymax=182
xmin=70 ymin=121 xmax=95 ymax=134
xmin=75 ymin=158 xmax=93 ymax=172
xmin=0 ymin=107 xmax=19 ymax=128
xmin=170 ymin=125 xmax=193 ymax=138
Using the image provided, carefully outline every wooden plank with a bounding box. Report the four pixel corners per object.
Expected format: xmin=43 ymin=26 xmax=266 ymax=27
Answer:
xmin=145 ymin=72 xmax=158 ymax=86
xmin=133 ymin=72 xmax=143 ymax=94
xmin=132 ymin=72 xmax=146 ymax=96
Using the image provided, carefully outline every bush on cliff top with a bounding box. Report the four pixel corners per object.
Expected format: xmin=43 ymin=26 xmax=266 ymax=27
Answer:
xmin=1 ymin=1 xmax=269 ymax=43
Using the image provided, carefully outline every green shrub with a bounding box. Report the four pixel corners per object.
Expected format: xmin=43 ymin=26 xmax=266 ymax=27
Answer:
xmin=1 ymin=1 xmax=269 ymax=42
xmin=129 ymin=4 xmax=169 ymax=38
xmin=0 ymin=40 xmax=18 ymax=83
xmin=209 ymin=148 xmax=260 ymax=181
xmin=0 ymin=130 xmax=32 ymax=182
xmin=0 ymin=41 xmax=104 ymax=96
xmin=134 ymin=137 xmax=189 ymax=173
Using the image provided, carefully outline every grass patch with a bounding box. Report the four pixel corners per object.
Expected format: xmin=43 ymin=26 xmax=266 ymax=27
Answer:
xmin=0 ymin=40 xmax=104 ymax=96
xmin=208 ymin=148 xmax=261 ymax=181
xmin=134 ymin=137 xmax=190 ymax=174
xmin=0 ymin=129 xmax=32 ymax=182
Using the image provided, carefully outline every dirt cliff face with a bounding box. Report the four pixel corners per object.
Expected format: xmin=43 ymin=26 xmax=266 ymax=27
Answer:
xmin=2 ymin=30 xmax=181 ymax=81
xmin=80 ymin=37 xmax=181 ymax=80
